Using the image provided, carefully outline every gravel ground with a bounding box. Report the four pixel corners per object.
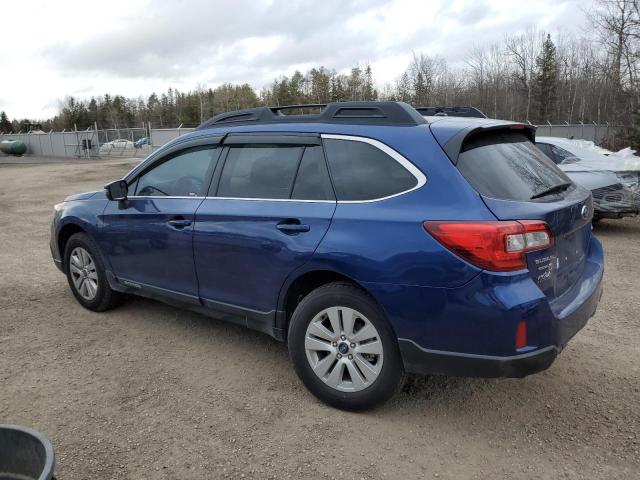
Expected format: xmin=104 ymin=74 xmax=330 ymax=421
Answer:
xmin=0 ymin=158 xmax=639 ymax=479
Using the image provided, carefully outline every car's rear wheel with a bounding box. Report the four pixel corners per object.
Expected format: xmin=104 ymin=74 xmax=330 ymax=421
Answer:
xmin=288 ymin=282 xmax=404 ymax=410
xmin=64 ymin=232 xmax=122 ymax=311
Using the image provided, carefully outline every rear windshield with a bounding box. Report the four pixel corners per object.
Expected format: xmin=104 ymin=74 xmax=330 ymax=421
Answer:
xmin=457 ymin=131 xmax=572 ymax=201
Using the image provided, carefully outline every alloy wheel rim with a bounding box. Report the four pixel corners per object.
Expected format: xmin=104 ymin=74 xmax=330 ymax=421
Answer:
xmin=304 ymin=306 xmax=384 ymax=392
xmin=69 ymin=247 xmax=98 ymax=301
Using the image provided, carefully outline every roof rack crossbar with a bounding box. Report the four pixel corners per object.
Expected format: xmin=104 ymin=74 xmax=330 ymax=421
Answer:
xmin=415 ymin=106 xmax=487 ymax=118
xmin=196 ymin=102 xmax=428 ymax=130
xmin=271 ymin=104 xmax=327 ymax=112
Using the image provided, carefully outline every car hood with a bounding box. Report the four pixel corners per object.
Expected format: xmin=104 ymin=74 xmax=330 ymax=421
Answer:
xmin=64 ymin=190 xmax=106 ymax=202
xmin=598 ymin=154 xmax=640 ymax=172
xmin=562 ymin=170 xmax=620 ymax=191
xmin=560 ymin=156 xmax=640 ymax=173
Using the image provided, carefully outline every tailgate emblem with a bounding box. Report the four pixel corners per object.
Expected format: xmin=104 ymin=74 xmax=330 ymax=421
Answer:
xmin=581 ymin=205 xmax=589 ymax=219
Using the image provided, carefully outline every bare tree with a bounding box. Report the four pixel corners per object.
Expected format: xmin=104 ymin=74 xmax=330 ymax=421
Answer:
xmin=585 ymin=0 xmax=640 ymax=129
xmin=505 ymin=27 xmax=544 ymax=122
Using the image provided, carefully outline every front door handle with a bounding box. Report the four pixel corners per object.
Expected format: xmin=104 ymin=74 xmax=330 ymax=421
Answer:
xmin=276 ymin=220 xmax=310 ymax=234
xmin=167 ymin=218 xmax=192 ymax=229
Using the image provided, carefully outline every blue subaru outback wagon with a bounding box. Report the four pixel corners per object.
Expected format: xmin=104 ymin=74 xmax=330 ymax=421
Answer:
xmin=50 ymin=102 xmax=604 ymax=410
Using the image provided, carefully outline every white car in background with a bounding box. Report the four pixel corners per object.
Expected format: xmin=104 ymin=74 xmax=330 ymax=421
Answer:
xmin=99 ymin=139 xmax=136 ymax=156
xmin=535 ymin=136 xmax=640 ymax=221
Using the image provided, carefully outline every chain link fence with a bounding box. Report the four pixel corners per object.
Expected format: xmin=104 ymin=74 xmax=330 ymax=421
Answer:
xmin=149 ymin=127 xmax=195 ymax=151
xmin=0 ymin=129 xmax=100 ymax=159
xmin=533 ymin=122 xmax=620 ymax=146
xmin=0 ymin=122 xmax=623 ymax=159
xmin=0 ymin=125 xmax=152 ymax=159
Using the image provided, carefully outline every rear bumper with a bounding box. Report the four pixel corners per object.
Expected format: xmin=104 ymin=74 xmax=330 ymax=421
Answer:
xmin=364 ymin=235 xmax=604 ymax=378
xmin=399 ymin=340 xmax=558 ymax=378
xmin=398 ymin=269 xmax=603 ymax=378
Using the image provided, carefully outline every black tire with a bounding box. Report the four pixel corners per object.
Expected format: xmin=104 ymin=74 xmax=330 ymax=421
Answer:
xmin=288 ymin=282 xmax=405 ymax=410
xmin=63 ymin=232 xmax=122 ymax=312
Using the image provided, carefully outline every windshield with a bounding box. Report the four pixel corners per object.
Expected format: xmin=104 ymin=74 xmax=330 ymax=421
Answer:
xmin=457 ymin=131 xmax=573 ymax=201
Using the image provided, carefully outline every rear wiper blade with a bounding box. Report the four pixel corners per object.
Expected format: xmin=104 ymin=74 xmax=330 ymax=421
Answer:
xmin=530 ymin=181 xmax=573 ymax=199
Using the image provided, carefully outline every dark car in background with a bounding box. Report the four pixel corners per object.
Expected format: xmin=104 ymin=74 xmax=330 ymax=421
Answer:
xmin=536 ymin=137 xmax=640 ymax=220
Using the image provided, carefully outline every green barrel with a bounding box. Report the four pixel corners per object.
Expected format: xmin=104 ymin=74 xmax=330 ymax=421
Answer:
xmin=0 ymin=139 xmax=27 ymax=156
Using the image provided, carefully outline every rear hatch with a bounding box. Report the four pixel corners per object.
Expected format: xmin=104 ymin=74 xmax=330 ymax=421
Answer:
xmin=436 ymin=124 xmax=593 ymax=300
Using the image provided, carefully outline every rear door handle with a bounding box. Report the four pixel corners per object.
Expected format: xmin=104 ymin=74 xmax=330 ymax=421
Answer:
xmin=276 ymin=221 xmax=310 ymax=234
xmin=167 ymin=219 xmax=192 ymax=229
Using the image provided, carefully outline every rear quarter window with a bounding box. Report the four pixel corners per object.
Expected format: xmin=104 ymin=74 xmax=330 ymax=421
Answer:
xmin=323 ymin=138 xmax=418 ymax=201
xmin=457 ymin=132 xmax=572 ymax=201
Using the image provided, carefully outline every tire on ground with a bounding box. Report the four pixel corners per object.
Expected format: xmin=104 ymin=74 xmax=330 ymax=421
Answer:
xmin=288 ymin=281 xmax=405 ymax=410
xmin=63 ymin=232 xmax=122 ymax=312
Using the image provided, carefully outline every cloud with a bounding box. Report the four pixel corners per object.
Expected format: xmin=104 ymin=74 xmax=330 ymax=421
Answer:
xmin=457 ymin=1 xmax=493 ymax=26
xmin=44 ymin=0 xmax=389 ymax=80
xmin=1 ymin=0 xmax=590 ymax=118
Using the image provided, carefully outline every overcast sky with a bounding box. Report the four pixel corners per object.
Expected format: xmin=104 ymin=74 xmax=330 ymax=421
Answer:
xmin=1 ymin=0 xmax=590 ymax=119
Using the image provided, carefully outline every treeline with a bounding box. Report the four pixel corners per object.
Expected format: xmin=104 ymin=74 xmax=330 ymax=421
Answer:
xmin=3 ymin=0 xmax=640 ymax=146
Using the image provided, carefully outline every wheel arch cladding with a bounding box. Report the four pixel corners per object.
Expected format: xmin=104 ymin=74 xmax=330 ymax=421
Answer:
xmin=279 ymin=269 xmax=397 ymax=341
xmin=58 ymin=223 xmax=87 ymax=265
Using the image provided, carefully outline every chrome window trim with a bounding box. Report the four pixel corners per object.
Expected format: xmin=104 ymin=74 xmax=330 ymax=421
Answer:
xmin=205 ymin=197 xmax=336 ymax=203
xmin=125 ymin=196 xmax=206 ymax=200
xmin=118 ymin=134 xmax=426 ymax=205
xmin=123 ymin=196 xmax=334 ymax=203
xmin=320 ymin=133 xmax=427 ymax=203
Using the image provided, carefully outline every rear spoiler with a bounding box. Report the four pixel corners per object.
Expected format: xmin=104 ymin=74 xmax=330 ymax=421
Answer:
xmin=441 ymin=123 xmax=536 ymax=165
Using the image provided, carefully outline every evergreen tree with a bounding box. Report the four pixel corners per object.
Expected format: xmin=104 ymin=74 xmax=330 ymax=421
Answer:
xmin=413 ymin=72 xmax=427 ymax=105
xmin=533 ymin=34 xmax=559 ymax=123
xmin=147 ymin=93 xmax=162 ymax=127
xmin=330 ymin=74 xmax=349 ymax=101
xmin=87 ymin=98 xmax=98 ymax=126
xmin=363 ymin=65 xmax=377 ymax=101
xmin=309 ymin=67 xmax=331 ymax=103
xmin=289 ymin=71 xmax=305 ymax=104
xmin=396 ymin=72 xmax=412 ymax=102
xmin=0 ymin=111 xmax=12 ymax=133
xmin=347 ymin=67 xmax=363 ymax=100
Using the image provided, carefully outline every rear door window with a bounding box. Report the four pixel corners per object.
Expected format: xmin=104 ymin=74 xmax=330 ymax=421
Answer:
xmin=323 ymin=138 xmax=418 ymax=201
xmin=217 ymin=145 xmax=303 ymax=199
xmin=291 ymin=146 xmax=335 ymax=201
xmin=457 ymin=132 xmax=572 ymax=201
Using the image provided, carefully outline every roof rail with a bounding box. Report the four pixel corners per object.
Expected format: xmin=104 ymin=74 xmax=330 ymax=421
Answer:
xmin=196 ymin=101 xmax=427 ymax=130
xmin=415 ymin=106 xmax=487 ymax=119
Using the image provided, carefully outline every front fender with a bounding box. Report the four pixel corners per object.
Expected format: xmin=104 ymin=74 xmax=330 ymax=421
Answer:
xmin=53 ymin=198 xmax=109 ymax=264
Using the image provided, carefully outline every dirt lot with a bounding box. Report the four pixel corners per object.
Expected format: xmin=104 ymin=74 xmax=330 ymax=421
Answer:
xmin=1 ymin=158 xmax=639 ymax=479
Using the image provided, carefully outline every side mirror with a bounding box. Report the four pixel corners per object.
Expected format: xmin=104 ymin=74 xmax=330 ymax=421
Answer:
xmin=105 ymin=180 xmax=128 ymax=201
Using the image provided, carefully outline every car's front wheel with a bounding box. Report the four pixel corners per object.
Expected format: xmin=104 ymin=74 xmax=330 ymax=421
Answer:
xmin=64 ymin=232 xmax=122 ymax=311
xmin=288 ymin=282 xmax=405 ymax=410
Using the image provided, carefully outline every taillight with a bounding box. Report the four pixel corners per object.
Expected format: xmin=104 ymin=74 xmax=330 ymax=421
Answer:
xmin=423 ymin=220 xmax=553 ymax=272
